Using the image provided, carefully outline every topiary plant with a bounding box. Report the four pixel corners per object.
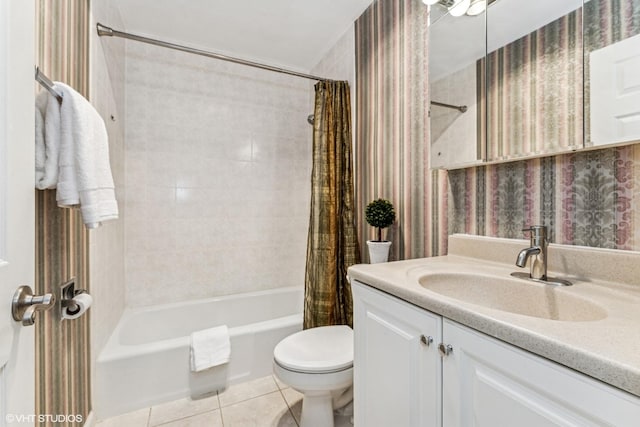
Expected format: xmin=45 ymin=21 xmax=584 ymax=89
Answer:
xmin=365 ymin=199 xmax=396 ymax=242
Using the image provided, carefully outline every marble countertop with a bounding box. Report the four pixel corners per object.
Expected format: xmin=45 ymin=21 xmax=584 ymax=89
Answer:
xmin=347 ymin=234 xmax=640 ymax=397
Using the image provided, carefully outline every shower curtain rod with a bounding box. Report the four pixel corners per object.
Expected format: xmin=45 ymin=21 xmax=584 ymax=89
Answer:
xmin=430 ymin=100 xmax=467 ymax=113
xmin=96 ymin=23 xmax=330 ymax=82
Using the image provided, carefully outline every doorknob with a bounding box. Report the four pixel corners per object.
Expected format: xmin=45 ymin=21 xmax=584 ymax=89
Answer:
xmin=11 ymin=285 xmax=55 ymax=326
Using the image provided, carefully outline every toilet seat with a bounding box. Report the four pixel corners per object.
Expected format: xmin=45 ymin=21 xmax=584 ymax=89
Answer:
xmin=273 ymin=325 xmax=353 ymax=374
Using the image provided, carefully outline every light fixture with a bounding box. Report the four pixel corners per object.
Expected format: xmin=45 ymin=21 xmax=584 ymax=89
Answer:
xmin=421 ymin=0 xmax=440 ymax=5
xmin=466 ymin=0 xmax=486 ymax=15
xmin=448 ymin=0 xmax=471 ymax=17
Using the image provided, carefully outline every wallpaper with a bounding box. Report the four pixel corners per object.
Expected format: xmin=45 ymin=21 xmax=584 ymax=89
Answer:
xmin=486 ymin=8 xmax=583 ymax=160
xmin=35 ymin=0 xmax=92 ymax=425
xmin=355 ymin=0 xmax=448 ymax=260
xmin=449 ymin=145 xmax=640 ymax=249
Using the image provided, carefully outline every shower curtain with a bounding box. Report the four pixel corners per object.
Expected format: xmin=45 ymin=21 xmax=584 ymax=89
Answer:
xmin=304 ymin=80 xmax=361 ymax=329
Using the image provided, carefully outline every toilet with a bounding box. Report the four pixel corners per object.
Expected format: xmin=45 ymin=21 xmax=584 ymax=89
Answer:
xmin=273 ymin=325 xmax=354 ymax=427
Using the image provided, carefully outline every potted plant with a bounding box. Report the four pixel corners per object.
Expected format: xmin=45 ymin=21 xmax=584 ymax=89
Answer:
xmin=365 ymin=198 xmax=396 ymax=263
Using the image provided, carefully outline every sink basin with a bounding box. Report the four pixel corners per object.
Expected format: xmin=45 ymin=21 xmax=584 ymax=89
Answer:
xmin=418 ymin=272 xmax=607 ymax=322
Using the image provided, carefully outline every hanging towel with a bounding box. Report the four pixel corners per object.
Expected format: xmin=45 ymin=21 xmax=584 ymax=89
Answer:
xmin=35 ymin=89 xmax=61 ymax=189
xmin=190 ymin=325 xmax=231 ymax=372
xmin=51 ymin=82 xmax=119 ymax=228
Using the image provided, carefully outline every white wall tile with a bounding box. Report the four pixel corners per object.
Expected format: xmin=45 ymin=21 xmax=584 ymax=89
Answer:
xmin=124 ymin=41 xmax=312 ymax=306
xmin=89 ymin=0 xmax=127 ymax=408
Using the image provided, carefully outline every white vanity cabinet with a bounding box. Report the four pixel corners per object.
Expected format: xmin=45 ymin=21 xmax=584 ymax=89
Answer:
xmin=442 ymin=319 xmax=640 ymax=427
xmin=352 ymin=281 xmax=640 ymax=427
xmin=352 ymin=281 xmax=442 ymax=427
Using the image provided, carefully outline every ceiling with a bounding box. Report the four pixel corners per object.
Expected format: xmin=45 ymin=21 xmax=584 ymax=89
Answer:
xmin=111 ymin=0 xmax=375 ymax=72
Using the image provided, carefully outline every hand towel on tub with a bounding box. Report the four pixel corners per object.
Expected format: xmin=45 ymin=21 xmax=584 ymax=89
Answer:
xmin=52 ymin=82 xmax=119 ymax=228
xmin=190 ymin=325 xmax=231 ymax=372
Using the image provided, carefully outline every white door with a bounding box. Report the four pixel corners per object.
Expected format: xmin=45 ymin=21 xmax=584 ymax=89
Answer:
xmin=352 ymin=282 xmax=442 ymax=427
xmin=0 ymin=1 xmax=36 ymax=426
xmin=590 ymin=33 xmax=640 ymax=146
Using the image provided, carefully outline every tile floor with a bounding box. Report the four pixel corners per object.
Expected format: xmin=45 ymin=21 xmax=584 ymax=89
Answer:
xmin=96 ymin=375 xmax=353 ymax=427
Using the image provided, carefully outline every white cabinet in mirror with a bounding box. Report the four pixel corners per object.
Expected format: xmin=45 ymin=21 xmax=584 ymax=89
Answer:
xmin=585 ymin=0 xmax=640 ymax=148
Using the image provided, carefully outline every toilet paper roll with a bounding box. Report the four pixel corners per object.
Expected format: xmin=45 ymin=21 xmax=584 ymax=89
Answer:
xmin=62 ymin=293 xmax=93 ymax=320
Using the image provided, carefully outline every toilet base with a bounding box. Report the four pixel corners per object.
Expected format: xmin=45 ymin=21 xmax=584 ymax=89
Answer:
xmin=301 ymin=391 xmax=335 ymax=427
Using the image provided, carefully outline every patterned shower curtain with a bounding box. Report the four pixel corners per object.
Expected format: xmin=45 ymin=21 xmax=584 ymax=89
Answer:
xmin=304 ymin=80 xmax=361 ymax=329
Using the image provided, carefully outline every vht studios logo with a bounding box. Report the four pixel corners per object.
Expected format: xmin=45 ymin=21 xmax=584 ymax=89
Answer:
xmin=5 ymin=414 xmax=84 ymax=424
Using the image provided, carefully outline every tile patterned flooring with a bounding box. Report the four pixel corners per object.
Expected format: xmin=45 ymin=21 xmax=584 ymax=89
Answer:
xmin=96 ymin=375 xmax=353 ymax=427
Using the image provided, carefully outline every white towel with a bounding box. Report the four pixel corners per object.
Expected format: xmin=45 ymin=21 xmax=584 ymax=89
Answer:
xmin=52 ymin=82 xmax=119 ymax=228
xmin=190 ymin=325 xmax=231 ymax=372
xmin=35 ymin=89 xmax=61 ymax=189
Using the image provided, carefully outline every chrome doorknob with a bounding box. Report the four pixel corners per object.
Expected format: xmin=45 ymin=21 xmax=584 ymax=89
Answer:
xmin=11 ymin=285 xmax=55 ymax=326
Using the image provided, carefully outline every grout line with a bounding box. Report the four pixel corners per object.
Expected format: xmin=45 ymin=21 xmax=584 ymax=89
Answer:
xmin=217 ymin=391 xmax=225 ymax=427
xmin=277 ymin=387 xmax=300 ymax=427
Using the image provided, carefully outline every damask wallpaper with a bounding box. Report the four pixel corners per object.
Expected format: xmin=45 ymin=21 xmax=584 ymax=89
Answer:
xmin=449 ymin=145 xmax=640 ymax=250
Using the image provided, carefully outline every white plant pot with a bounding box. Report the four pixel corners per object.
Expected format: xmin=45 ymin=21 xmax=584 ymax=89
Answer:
xmin=367 ymin=240 xmax=392 ymax=264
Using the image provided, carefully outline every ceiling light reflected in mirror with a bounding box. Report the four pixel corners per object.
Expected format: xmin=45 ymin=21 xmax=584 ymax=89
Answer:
xmin=424 ymin=0 xmax=487 ymax=18
xmin=466 ymin=0 xmax=487 ymax=16
xmin=449 ymin=0 xmax=471 ymax=16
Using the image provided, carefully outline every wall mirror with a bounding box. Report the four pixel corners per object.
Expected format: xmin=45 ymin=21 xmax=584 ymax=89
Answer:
xmin=485 ymin=0 xmax=584 ymax=161
xmin=430 ymin=0 xmax=640 ymax=169
xmin=429 ymin=1 xmax=486 ymax=169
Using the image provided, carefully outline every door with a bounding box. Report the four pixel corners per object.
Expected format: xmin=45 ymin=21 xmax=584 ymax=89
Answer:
xmin=0 ymin=0 xmax=36 ymax=425
xmin=590 ymin=33 xmax=640 ymax=146
xmin=353 ymin=282 xmax=442 ymax=427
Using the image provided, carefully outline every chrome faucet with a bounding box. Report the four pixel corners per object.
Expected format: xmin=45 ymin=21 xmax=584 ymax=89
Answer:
xmin=516 ymin=225 xmax=548 ymax=280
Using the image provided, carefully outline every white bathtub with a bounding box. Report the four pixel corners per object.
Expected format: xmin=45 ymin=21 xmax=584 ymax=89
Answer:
xmin=95 ymin=286 xmax=303 ymax=419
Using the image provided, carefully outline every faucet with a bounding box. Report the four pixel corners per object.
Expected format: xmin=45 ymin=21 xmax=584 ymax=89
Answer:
xmin=516 ymin=225 xmax=548 ymax=280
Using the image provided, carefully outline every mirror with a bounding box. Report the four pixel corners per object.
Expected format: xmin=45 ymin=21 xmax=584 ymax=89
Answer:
xmin=485 ymin=0 xmax=584 ymax=161
xmin=584 ymin=0 xmax=640 ymax=148
xmin=429 ymin=2 xmax=486 ymax=169
xmin=430 ymin=0 xmax=640 ymax=169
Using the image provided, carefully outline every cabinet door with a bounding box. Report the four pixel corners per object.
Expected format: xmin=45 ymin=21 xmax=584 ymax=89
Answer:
xmin=442 ymin=319 xmax=640 ymax=427
xmin=353 ymin=282 xmax=442 ymax=427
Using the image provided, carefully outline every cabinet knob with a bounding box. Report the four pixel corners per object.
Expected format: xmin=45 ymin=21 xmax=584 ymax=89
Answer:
xmin=420 ymin=335 xmax=433 ymax=347
xmin=438 ymin=343 xmax=453 ymax=357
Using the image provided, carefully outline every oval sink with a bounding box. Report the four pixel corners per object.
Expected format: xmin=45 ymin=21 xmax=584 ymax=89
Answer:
xmin=418 ymin=272 xmax=607 ymax=322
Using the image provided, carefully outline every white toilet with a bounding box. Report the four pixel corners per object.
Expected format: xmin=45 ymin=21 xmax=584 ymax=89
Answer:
xmin=273 ymin=325 xmax=354 ymax=427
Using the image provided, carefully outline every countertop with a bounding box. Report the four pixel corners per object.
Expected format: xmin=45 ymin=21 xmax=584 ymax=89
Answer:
xmin=347 ymin=234 xmax=640 ymax=397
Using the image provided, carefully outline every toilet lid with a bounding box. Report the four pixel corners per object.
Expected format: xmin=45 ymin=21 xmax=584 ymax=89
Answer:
xmin=274 ymin=325 xmax=353 ymax=373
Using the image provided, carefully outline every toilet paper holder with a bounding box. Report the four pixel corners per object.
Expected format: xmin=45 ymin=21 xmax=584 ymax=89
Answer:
xmin=61 ymin=278 xmax=89 ymax=317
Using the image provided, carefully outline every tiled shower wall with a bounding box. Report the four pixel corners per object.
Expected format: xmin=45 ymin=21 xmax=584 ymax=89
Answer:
xmin=124 ymin=42 xmax=312 ymax=307
xmin=89 ymin=0 xmax=126 ymax=379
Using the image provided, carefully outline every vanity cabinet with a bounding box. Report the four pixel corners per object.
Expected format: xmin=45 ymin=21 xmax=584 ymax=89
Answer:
xmin=352 ymin=281 xmax=442 ymax=427
xmin=352 ymin=281 xmax=640 ymax=427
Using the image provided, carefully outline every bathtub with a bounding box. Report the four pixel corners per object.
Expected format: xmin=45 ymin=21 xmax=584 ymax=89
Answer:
xmin=94 ymin=286 xmax=303 ymax=419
